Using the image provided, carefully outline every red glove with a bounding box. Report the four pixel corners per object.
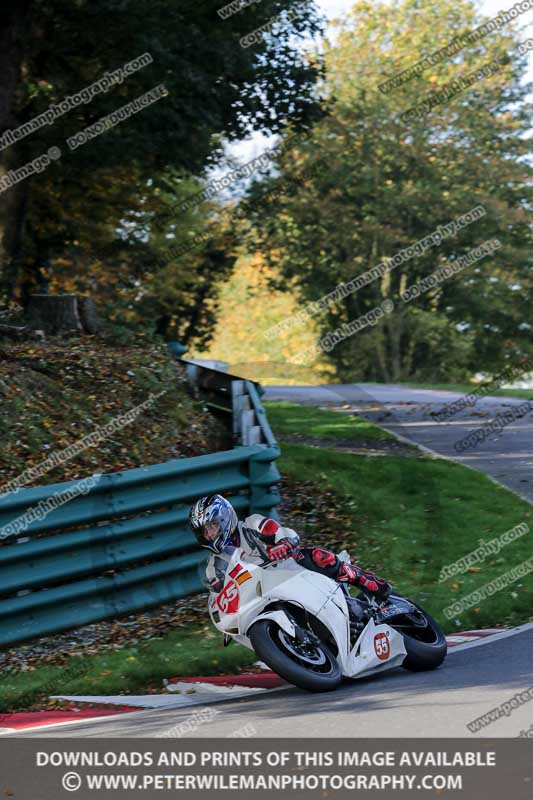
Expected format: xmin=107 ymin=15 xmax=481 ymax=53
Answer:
xmin=266 ymin=539 xmax=295 ymax=562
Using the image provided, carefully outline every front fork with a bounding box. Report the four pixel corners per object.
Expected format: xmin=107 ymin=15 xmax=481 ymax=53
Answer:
xmin=264 ymin=602 xmax=324 ymax=649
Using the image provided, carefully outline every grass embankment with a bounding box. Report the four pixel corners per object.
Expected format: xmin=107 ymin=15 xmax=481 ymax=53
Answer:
xmin=265 ymin=401 xmax=532 ymax=634
xmin=0 ymin=339 xmax=229 ymax=488
xmin=0 ymin=627 xmax=257 ymax=714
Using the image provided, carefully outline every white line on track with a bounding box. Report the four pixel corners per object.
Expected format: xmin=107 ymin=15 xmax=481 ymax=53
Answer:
xmin=446 ymin=622 xmax=533 ymax=654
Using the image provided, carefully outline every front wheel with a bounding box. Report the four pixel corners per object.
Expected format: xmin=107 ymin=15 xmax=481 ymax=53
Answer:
xmin=248 ymin=619 xmax=342 ymax=692
xmin=388 ymin=602 xmax=447 ymax=671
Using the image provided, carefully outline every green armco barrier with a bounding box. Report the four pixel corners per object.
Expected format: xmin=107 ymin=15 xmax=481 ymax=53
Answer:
xmin=0 ymin=441 xmax=280 ymax=646
xmin=0 ymin=354 xmax=280 ymax=647
xmin=246 ymin=381 xmax=277 ymax=448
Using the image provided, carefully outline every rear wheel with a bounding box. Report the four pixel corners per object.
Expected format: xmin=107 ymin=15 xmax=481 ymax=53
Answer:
xmin=388 ymin=603 xmax=447 ymax=671
xmin=248 ymin=619 xmax=342 ymax=692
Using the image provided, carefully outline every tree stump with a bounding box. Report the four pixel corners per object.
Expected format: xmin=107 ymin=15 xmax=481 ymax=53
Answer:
xmin=25 ymin=294 xmax=101 ymax=336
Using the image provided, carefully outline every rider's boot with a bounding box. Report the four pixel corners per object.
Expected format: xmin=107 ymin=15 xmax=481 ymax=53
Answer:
xmin=337 ymin=563 xmax=392 ymax=603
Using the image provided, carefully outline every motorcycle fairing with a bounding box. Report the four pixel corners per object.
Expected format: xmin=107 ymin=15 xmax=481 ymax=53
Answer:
xmin=207 ymin=547 xmax=407 ymax=681
xmin=345 ymin=617 xmax=407 ymax=678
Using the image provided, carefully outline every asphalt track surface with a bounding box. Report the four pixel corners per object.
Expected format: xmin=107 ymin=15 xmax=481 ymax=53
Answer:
xmin=264 ymin=383 xmax=533 ymax=503
xmin=13 ymin=626 xmax=533 ymax=737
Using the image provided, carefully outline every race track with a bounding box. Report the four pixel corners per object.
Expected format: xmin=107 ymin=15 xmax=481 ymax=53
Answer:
xmin=10 ymin=384 xmax=533 ymax=740
xmin=264 ymin=384 xmax=533 ymax=503
xmin=13 ymin=626 xmax=533 ymax=738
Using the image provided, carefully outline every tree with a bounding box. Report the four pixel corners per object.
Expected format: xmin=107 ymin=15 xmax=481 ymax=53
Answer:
xmin=0 ymin=0 xmax=33 ymax=287
xmin=0 ymin=0 xmax=325 ymax=324
xmin=244 ymin=0 xmax=532 ymax=381
xmin=33 ymin=174 xmax=238 ymax=343
xmin=194 ymin=249 xmax=333 ymax=383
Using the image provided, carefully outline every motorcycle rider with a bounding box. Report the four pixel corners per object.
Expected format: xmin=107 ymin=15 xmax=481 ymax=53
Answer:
xmin=188 ymin=494 xmax=391 ymax=602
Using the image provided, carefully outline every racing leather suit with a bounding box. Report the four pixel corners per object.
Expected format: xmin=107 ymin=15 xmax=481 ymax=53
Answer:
xmin=205 ymin=514 xmax=390 ymax=600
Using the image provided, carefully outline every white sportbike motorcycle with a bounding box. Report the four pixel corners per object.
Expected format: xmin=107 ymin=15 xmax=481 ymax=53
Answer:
xmin=208 ymin=546 xmax=447 ymax=692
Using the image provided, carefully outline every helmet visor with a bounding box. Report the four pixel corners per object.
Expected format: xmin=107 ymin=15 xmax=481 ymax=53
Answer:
xmin=204 ymin=520 xmax=221 ymax=542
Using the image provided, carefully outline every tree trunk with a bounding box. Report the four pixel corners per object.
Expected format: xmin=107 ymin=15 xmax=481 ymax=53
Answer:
xmin=388 ymin=313 xmax=403 ymax=382
xmin=0 ymin=0 xmax=34 ymax=299
xmin=0 ymin=0 xmax=32 ymax=134
xmin=78 ymin=296 xmax=101 ymax=334
xmin=25 ymin=294 xmax=100 ymax=336
xmin=2 ymin=180 xmax=30 ymax=301
xmin=19 ymin=248 xmax=51 ymax=307
xmin=181 ymin=284 xmax=211 ymax=345
xmin=155 ymin=313 xmax=171 ymax=338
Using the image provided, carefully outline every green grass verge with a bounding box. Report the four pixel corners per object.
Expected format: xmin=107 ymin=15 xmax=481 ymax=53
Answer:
xmin=264 ymin=401 xmax=394 ymax=440
xmin=266 ymin=402 xmax=532 ymax=632
xmin=0 ymin=626 xmax=257 ymax=713
xmin=273 ymin=424 xmax=532 ymax=634
xmin=398 ymin=383 xmax=533 ymax=400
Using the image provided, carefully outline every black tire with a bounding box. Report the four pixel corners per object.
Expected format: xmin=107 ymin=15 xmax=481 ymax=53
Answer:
xmin=390 ymin=603 xmax=447 ymax=671
xmin=248 ymin=619 xmax=342 ymax=692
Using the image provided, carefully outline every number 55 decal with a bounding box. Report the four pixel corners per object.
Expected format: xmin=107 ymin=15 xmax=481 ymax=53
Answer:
xmin=374 ymin=632 xmax=390 ymax=660
xmin=217 ymin=580 xmax=239 ymax=614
